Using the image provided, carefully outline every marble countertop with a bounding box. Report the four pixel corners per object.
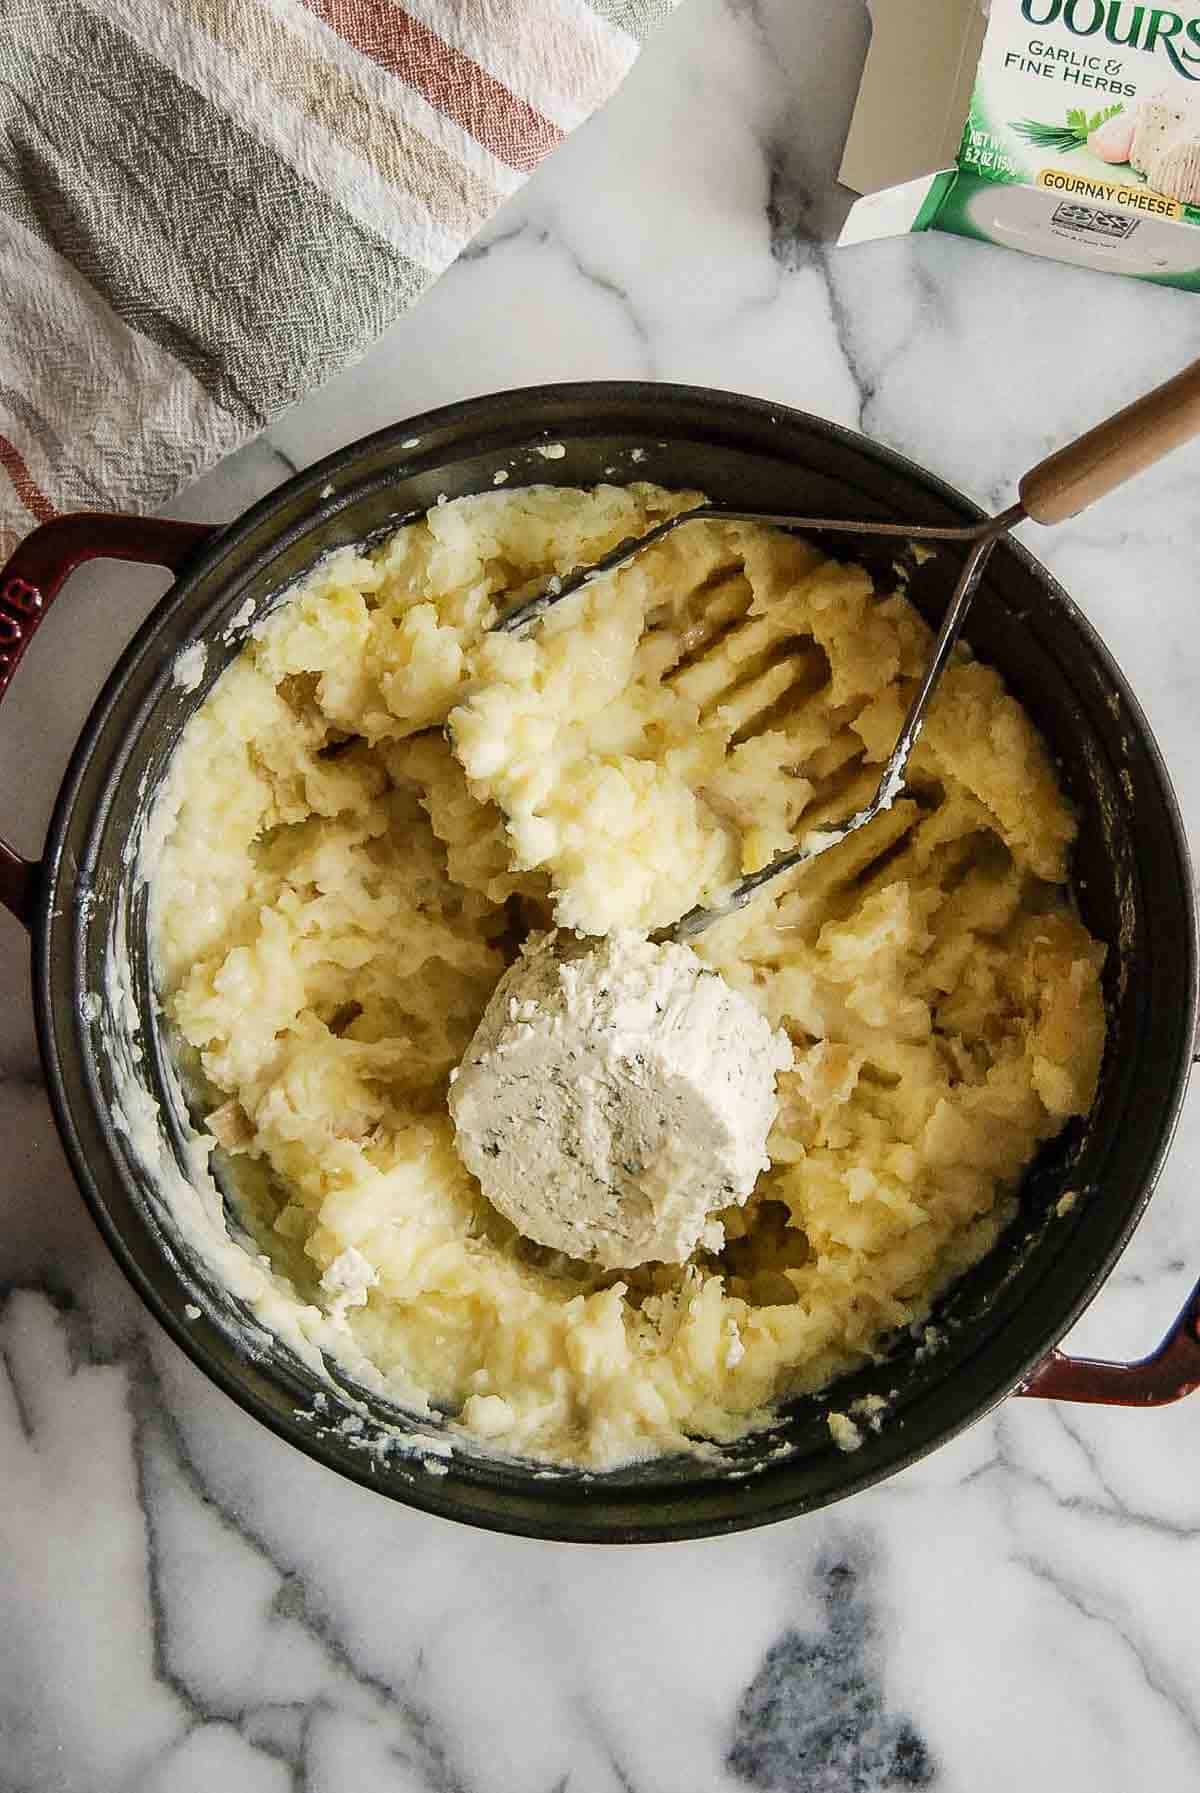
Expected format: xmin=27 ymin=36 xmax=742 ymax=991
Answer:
xmin=4 ymin=2 xmax=1200 ymax=1787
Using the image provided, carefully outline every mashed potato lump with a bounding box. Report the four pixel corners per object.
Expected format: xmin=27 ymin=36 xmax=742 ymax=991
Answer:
xmin=151 ymin=483 xmax=1106 ymax=1467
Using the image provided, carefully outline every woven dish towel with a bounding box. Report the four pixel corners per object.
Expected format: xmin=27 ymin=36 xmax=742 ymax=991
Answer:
xmin=0 ymin=0 xmax=677 ymax=555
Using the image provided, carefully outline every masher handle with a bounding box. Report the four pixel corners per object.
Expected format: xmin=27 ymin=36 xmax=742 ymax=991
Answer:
xmin=1019 ymin=356 xmax=1200 ymax=527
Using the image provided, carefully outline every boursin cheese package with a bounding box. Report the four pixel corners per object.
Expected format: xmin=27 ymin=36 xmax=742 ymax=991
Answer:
xmin=840 ymin=1 xmax=1200 ymax=287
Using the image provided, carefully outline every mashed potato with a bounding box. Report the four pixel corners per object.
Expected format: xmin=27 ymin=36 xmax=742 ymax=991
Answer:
xmin=151 ymin=483 xmax=1106 ymax=1466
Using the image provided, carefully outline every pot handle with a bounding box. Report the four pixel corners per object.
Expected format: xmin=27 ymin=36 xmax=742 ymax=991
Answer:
xmin=1016 ymin=1272 xmax=1200 ymax=1407
xmin=0 ymin=513 xmax=217 ymax=929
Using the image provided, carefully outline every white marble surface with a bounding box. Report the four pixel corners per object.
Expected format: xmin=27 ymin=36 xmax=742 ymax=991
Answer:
xmin=4 ymin=2 xmax=1200 ymax=1787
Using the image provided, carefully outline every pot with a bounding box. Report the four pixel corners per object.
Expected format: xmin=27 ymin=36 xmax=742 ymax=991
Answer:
xmin=2 ymin=383 xmax=1198 ymax=1542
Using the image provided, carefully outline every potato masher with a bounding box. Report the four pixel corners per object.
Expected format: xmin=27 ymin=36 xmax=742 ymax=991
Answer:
xmin=492 ymin=357 xmax=1200 ymax=941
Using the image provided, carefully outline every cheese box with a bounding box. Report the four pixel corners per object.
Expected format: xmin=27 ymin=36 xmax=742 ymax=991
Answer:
xmin=839 ymin=0 xmax=1200 ymax=289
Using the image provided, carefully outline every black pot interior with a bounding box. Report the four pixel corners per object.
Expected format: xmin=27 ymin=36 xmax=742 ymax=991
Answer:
xmin=36 ymin=384 xmax=1198 ymax=1541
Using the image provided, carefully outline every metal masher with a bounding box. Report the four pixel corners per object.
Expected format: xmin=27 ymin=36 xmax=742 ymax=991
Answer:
xmin=491 ymin=357 xmax=1200 ymax=942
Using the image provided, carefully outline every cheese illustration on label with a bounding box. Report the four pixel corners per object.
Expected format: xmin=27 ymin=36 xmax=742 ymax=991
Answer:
xmin=1131 ymin=92 xmax=1200 ymax=202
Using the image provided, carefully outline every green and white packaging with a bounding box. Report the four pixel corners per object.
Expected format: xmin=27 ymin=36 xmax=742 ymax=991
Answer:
xmin=840 ymin=0 xmax=1200 ymax=288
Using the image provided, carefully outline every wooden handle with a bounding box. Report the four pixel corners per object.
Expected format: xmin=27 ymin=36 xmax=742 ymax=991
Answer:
xmin=1019 ymin=357 xmax=1200 ymax=527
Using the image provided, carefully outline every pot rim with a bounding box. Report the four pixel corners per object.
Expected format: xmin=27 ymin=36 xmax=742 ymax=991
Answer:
xmin=29 ymin=380 xmax=1200 ymax=1541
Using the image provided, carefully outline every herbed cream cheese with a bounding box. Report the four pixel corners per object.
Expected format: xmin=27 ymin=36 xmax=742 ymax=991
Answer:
xmin=448 ymin=932 xmax=793 ymax=1269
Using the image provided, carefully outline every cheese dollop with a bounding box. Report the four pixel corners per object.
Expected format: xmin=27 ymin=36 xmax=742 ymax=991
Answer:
xmin=448 ymin=932 xmax=793 ymax=1268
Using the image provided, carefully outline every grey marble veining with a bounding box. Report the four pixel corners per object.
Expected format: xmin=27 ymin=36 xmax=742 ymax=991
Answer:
xmin=3 ymin=2 xmax=1200 ymax=1787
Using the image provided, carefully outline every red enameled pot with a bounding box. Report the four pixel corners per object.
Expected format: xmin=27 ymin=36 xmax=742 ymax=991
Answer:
xmin=2 ymin=384 xmax=1197 ymax=1542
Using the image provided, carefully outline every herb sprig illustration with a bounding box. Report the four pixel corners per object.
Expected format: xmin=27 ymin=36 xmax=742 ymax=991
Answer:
xmin=1010 ymin=103 xmax=1124 ymax=153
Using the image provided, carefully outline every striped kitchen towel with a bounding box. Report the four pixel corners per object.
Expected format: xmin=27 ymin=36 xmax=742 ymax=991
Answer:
xmin=0 ymin=0 xmax=676 ymax=555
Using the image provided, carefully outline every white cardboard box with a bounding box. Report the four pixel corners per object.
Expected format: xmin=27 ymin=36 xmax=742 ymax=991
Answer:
xmin=838 ymin=0 xmax=1200 ymax=289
